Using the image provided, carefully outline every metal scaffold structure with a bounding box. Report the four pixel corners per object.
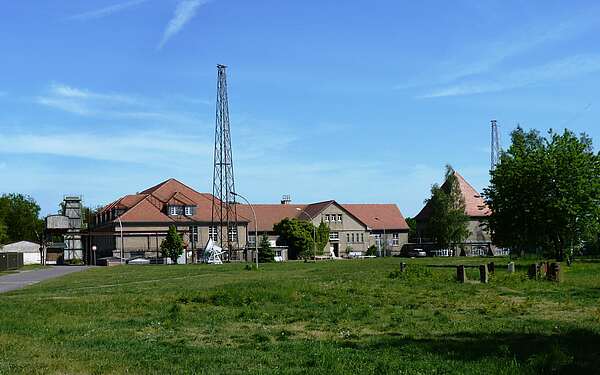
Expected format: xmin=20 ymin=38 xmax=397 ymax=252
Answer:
xmin=491 ymin=119 xmax=500 ymax=172
xmin=210 ymin=64 xmax=240 ymax=262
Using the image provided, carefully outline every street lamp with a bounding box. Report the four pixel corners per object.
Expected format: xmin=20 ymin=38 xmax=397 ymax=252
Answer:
xmin=91 ymin=245 xmax=97 ymax=266
xmin=296 ymin=208 xmax=317 ymax=260
xmin=374 ymin=217 xmax=386 ymax=257
xmin=231 ymin=192 xmax=259 ymax=269
xmin=115 ymin=216 xmax=124 ymax=264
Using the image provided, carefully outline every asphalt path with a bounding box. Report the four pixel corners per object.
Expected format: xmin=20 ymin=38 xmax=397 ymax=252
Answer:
xmin=0 ymin=266 xmax=89 ymax=293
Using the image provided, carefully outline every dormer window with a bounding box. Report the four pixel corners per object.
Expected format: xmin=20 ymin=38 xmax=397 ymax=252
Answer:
xmin=169 ymin=206 xmax=178 ymax=216
xmin=185 ymin=206 xmax=193 ymax=216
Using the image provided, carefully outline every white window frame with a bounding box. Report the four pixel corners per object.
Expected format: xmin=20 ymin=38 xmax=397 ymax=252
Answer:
xmin=184 ymin=206 xmax=192 ymax=216
xmin=337 ymin=214 xmax=342 ymax=222
xmin=329 ymin=232 xmax=339 ymax=240
xmin=169 ymin=206 xmax=177 ymax=216
xmin=228 ymin=225 xmax=238 ymax=242
xmin=209 ymin=226 xmax=218 ymax=241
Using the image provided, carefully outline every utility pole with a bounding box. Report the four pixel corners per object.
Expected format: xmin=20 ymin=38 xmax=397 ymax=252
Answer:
xmin=491 ymin=120 xmax=500 ymax=172
xmin=211 ymin=64 xmax=240 ymax=261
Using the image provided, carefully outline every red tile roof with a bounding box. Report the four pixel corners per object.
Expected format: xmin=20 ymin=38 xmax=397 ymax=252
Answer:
xmin=415 ymin=171 xmax=491 ymax=220
xmin=237 ymin=201 xmax=409 ymax=232
xmin=97 ymin=179 xmax=233 ymax=225
xmin=97 ymin=179 xmax=409 ymax=232
xmin=343 ymin=204 xmax=409 ymax=230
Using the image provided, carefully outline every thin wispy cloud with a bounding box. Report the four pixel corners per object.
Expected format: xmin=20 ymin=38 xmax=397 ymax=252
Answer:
xmin=67 ymin=0 xmax=148 ymax=21
xmin=0 ymin=129 xmax=212 ymax=168
xmin=35 ymin=83 xmax=203 ymax=124
xmin=158 ymin=0 xmax=210 ymax=49
xmin=395 ymin=8 xmax=600 ymax=93
xmin=420 ymin=54 xmax=600 ymax=98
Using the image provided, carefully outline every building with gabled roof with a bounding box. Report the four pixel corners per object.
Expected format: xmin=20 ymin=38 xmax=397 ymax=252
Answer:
xmin=414 ymin=171 xmax=493 ymax=255
xmin=88 ymin=178 xmax=410 ymax=262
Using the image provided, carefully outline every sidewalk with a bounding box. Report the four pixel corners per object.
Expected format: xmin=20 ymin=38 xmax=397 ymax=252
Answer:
xmin=0 ymin=266 xmax=89 ymax=293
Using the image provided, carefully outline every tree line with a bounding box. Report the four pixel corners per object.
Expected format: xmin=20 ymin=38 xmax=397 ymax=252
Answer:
xmin=413 ymin=126 xmax=600 ymax=260
xmin=0 ymin=194 xmax=44 ymax=246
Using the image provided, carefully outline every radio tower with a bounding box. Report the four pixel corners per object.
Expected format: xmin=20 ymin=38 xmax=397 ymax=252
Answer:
xmin=211 ymin=64 xmax=239 ymax=259
xmin=490 ymin=119 xmax=500 ymax=171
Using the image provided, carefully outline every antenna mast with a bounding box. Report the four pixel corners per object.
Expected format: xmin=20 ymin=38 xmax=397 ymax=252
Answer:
xmin=211 ymin=64 xmax=239 ymax=260
xmin=491 ymin=119 xmax=500 ymax=171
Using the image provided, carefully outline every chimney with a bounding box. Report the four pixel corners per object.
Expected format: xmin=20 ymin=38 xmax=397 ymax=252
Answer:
xmin=281 ymin=195 xmax=291 ymax=205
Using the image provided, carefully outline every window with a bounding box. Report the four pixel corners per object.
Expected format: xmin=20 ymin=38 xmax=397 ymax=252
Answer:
xmin=347 ymin=233 xmax=350 ymax=242
xmin=324 ymin=214 xmax=329 ymax=222
xmin=188 ymin=226 xmax=199 ymax=245
xmin=228 ymin=225 xmax=238 ymax=242
xmin=169 ymin=206 xmax=177 ymax=216
xmin=184 ymin=206 xmax=193 ymax=216
xmin=351 ymin=233 xmax=355 ymax=243
xmin=393 ymin=233 xmax=399 ymax=246
xmin=329 ymin=232 xmax=339 ymax=240
xmin=248 ymin=235 xmax=256 ymax=245
xmin=337 ymin=214 xmax=342 ymax=222
xmin=209 ymin=226 xmax=218 ymax=241
xmin=361 ymin=233 xmax=364 ymax=243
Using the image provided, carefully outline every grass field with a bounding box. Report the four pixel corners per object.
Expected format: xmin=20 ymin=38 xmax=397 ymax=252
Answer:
xmin=0 ymin=258 xmax=599 ymax=374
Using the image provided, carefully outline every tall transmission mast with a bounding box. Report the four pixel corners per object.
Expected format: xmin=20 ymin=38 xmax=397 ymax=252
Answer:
xmin=490 ymin=119 xmax=500 ymax=171
xmin=211 ymin=64 xmax=239 ymax=259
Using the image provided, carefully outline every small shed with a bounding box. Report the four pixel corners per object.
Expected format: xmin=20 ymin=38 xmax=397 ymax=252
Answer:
xmin=0 ymin=241 xmax=41 ymax=265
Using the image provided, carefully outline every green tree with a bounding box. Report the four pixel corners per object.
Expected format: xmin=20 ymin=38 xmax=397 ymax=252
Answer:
xmin=160 ymin=225 xmax=184 ymax=264
xmin=405 ymin=217 xmax=417 ymax=241
xmin=0 ymin=193 xmax=43 ymax=244
xmin=315 ymin=221 xmax=330 ymax=256
xmin=424 ymin=166 xmax=470 ymax=251
xmin=258 ymin=234 xmax=275 ymax=263
xmin=0 ymin=219 xmax=8 ymax=245
xmin=484 ymin=127 xmax=600 ymax=260
xmin=273 ymin=218 xmax=315 ymax=260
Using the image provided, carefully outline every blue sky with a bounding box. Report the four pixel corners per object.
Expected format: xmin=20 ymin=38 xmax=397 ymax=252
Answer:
xmin=1 ymin=0 xmax=599 ymax=217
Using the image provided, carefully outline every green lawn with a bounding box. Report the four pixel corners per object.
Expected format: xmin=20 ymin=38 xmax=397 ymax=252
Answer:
xmin=0 ymin=258 xmax=599 ymax=374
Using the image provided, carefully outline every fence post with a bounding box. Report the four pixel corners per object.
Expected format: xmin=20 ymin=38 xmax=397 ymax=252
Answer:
xmin=507 ymin=262 xmax=515 ymax=273
xmin=528 ymin=264 xmax=538 ymax=279
xmin=479 ymin=264 xmax=489 ymax=283
xmin=457 ymin=265 xmax=466 ymax=283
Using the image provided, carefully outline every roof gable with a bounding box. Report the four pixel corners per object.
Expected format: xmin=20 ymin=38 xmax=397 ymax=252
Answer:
xmin=415 ymin=171 xmax=491 ymax=220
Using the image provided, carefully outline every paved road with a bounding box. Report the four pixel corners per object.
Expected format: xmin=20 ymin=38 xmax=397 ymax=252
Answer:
xmin=0 ymin=266 xmax=89 ymax=293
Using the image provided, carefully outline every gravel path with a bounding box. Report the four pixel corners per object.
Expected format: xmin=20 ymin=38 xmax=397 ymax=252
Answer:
xmin=0 ymin=266 xmax=89 ymax=293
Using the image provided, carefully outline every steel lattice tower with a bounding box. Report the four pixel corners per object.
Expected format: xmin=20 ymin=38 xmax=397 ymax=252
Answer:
xmin=491 ymin=119 xmax=500 ymax=171
xmin=211 ymin=64 xmax=239 ymax=259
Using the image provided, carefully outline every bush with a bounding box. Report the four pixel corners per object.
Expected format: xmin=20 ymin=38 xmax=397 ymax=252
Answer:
xmin=366 ymin=245 xmax=377 ymax=256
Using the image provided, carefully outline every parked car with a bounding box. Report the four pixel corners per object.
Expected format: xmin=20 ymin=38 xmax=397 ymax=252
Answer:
xmin=407 ymin=248 xmax=427 ymax=257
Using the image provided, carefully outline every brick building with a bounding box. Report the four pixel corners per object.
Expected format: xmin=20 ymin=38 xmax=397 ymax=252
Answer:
xmin=89 ymin=178 xmax=409 ymax=262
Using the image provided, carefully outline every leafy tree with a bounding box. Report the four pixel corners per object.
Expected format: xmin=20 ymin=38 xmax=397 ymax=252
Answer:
xmin=0 ymin=219 xmax=8 ymax=245
xmin=315 ymin=221 xmax=330 ymax=255
xmin=484 ymin=127 xmax=600 ymax=260
xmin=0 ymin=193 xmax=43 ymax=244
xmin=273 ymin=218 xmax=316 ymax=260
xmin=424 ymin=166 xmax=470 ymax=250
xmin=160 ymin=225 xmax=184 ymax=264
xmin=258 ymin=234 xmax=275 ymax=263
xmin=405 ymin=217 xmax=417 ymax=241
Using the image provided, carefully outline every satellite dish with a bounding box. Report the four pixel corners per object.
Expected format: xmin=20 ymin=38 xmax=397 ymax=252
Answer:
xmin=202 ymin=239 xmax=225 ymax=264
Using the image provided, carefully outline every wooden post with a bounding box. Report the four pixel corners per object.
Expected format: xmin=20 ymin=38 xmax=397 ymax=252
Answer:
xmin=479 ymin=264 xmax=489 ymax=283
xmin=547 ymin=262 xmax=561 ymax=282
xmin=528 ymin=264 xmax=538 ymax=279
xmin=507 ymin=262 xmax=515 ymax=273
xmin=487 ymin=262 xmax=495 ymax=274
xmin=457 ymin=265 xmax=466 ymax=283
